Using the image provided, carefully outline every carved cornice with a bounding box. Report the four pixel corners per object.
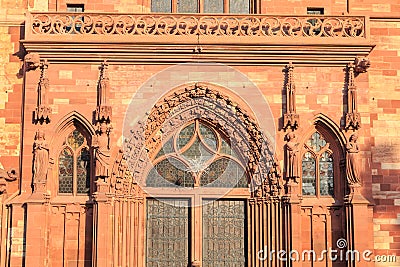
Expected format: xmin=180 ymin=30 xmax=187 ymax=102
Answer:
xmin=23 ymin=12 xmax=374 ymax=65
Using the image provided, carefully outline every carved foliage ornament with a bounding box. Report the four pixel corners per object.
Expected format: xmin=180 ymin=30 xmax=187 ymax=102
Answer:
xmin=112 ymin=84 xmax=276 ymax=197
xmin=31 ymin=13 xmax=366 ymax=38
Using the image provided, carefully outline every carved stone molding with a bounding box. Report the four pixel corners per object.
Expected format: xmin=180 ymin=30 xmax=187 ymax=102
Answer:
xmin=33 ymin=60 xmax=52 ymax=124
xmin=345 ymin=62 xmax=361 ymax=130
xmin=111 ymin=83 xmax=276 ymax=197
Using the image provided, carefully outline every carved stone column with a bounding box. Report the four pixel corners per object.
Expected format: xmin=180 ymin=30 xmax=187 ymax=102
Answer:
xmin=92 ymin=185 xmax=113 ymax=267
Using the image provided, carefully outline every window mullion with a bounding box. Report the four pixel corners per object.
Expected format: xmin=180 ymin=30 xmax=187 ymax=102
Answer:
xmin=73 ymin=152 xmax=78 ymax=195
xmin=315 ymin=157 xmax=320 ymax=197
xmin=224 ymin=0 xmax=229 ymax=13
xmin=173 ymin=0 xmax=178 ymax=12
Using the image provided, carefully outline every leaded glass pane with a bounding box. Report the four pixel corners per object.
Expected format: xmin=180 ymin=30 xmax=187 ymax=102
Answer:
xmin=155 ymin=137 xmax=174 ymax=159
xmin=151 ymin=0 xmax=172 ymax=12
xmin=147 ymin=158 xmax=194 ymax=187
xmin=67 ymin=129 xmax=85 ymax=150
xmin=182 ymin=138 xmax=214 ymax=170
xmin=319 ymin=152 xmax=334 ymax=196
xmin=77 ymin=147 xmax=90 ymax=194
xmin=204 ymin=0 xmax=224 ymax=13
xmin=177 ymin=0 xmax=198 ymax=13
xmin=59 ymin=148 xmax=73 ymax=194
xmin=201 ymin=158 xmax=247 ymax=188
xmin=306 ymin=132 xmax=326 ymax=152
xmin=229 ymin=0 xmax=249 ymax=14
xmin=302 ymin=152 xmax=316 ymax=195
xmin=177 ymin=123 xmax=195 ymax=150
xmin=202 ymin=200 xmax=246 ymax=266
xmin=146 ymin=199 xmax=190 ymax=267
xmin=199 ymin=123 xmax=217 ymax=151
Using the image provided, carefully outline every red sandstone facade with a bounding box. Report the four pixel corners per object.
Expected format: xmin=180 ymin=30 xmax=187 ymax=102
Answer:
xmin=0 ymin=0 xmax=400 ymax=266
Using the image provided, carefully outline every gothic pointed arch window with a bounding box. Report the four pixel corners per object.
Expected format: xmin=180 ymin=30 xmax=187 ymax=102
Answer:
xmin=58 ymin=128 xmax=91 ymax=195
xmin=145 ymin=119 xmax=249 ymax=267
xmin=301 ymin=131 xmax=334 ymax=197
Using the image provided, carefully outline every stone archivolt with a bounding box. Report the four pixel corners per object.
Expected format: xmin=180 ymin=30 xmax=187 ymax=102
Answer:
xmin=111 ymin=83 xmax=277 ymax=197
xmin=30 ymin=13 xmax=366 ymax=38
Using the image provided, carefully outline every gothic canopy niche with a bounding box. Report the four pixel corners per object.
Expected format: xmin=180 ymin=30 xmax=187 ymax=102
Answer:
xmin=112 ymin=83 xmax=276 ymax=196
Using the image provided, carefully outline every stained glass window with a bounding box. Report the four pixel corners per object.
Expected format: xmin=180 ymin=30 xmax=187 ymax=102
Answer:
xmin=302 ymin=152 xmax=316 ymax=196
xmin=58 ymin=128 xmax=91 ymax=195
xmin=229 ymin=0 xmax=250 ymax=13
xmin=59 ymin=148 xmax=73 ymax=194
xmin=146 ymin=198 xmax=190 ymax=266
xmin=77 ymin=147 xmax=90 ymax=194
xmin=151 ymin=0 xmax=172 ymax=12
xmin=202 ymin=199 xmax=246 ymax=266
xmin=147 ymin=120 xmax=248 ymax=188
xmin=177 ymin=0 xmax=198 ymax=13
xmin=204 ymin=0 xmax=224 ymax=13
xmin=201 ymin=158 xmax=247 ymax=188
xmin=147 ymin=158 xmax=194 ymax=187
xmin=319 ymin=152 xmax=334 ymax=196
xmin=302 ymin=132 xmax=334 ymax=197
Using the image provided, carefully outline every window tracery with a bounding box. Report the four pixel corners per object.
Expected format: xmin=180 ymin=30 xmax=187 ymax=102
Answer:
xmin=302 ymin=132 xmax=334 ymax=197
xmin=58 ymin=129 xmax=91 ymax=195
xmin=146 ymin=120 xmax=248 ymax=188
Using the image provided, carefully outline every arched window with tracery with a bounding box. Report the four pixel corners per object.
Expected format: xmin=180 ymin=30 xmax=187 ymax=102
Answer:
xmin=301 ymin=132 xmax=334 ymax=197
xmin=145 ymin=119 xmax=249 ymax=267
xmin=146 ymin=119 xmax=248 ymax=188
xmin=58 ymin=128 xmax=91 ymax=195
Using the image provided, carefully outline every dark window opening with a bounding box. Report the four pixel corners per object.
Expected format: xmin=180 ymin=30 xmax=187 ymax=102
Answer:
xmin=67 ymin=4 xmax=84 ymax=12
xmin=307 ymin=7 xmax=324 ymax=15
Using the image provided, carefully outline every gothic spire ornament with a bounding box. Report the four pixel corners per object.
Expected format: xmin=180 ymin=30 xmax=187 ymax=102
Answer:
xmin=34 ymin=59 xmax=52 ymax=124
xmin=95 ymin=60 xmax=112 ymax=124
xmin=283 ymin=62 xmax=299 ymax=130
xmin=345 ymin=62 xmax=361 ymax=130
